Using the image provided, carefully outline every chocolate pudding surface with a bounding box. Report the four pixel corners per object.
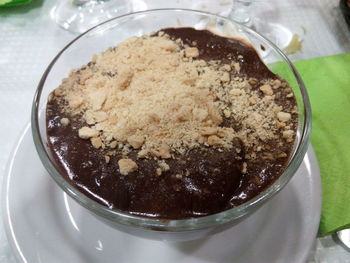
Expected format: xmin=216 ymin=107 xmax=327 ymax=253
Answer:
xmin=46 ymin=28 xmax=297 ymax=219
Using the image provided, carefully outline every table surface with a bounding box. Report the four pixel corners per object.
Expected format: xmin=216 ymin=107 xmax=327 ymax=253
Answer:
xmin=1 ymin=0 xmax=350 ymax=262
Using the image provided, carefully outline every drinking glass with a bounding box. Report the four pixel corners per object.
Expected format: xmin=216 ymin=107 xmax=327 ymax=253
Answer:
xmin=51 ymin=0 xmax=146 ymax=33
xmin=229 ymin=0 xmax=299 ymax=52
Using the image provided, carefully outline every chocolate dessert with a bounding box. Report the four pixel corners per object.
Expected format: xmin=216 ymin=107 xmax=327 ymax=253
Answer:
xmin=46 ymin=28 xmax=297 ymax=219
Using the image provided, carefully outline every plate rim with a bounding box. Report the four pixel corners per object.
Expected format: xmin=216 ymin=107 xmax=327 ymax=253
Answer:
xmin=2 ymin=124 xmax=322 ymax=263
xmin=2 ymin=124 xmax=31 ymax=263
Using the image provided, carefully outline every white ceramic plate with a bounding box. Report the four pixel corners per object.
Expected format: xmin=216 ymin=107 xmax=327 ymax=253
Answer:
xmin=2 ymin=125 xmax=321 ymax=263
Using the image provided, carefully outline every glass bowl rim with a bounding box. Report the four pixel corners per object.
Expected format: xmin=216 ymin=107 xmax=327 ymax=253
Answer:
xmin=31 ymin=8 xmax=312 ymax=232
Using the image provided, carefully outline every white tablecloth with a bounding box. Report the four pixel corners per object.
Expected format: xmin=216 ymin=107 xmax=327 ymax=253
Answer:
xmin=1 ymin=0 xmax=350 ymax=262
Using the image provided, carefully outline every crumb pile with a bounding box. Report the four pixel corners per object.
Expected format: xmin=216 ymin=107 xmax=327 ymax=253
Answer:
xmin=52 ymin=32 xmax=296 ymax=173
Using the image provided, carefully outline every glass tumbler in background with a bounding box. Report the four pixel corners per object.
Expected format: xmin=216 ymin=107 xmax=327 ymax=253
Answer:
xmin=229 ymin=0 xmax=253 ymax=25
xmin=229 ymin=0 xmax=299 ymax=52
xmin=51 ymin=0 xmax=146 ymax=33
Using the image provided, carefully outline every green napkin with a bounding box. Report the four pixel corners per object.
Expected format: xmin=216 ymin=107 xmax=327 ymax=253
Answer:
xmin=0 ymin=0 xmax=31 ymax=7
xmin=275 ymin=53 xmax=350 ymax=236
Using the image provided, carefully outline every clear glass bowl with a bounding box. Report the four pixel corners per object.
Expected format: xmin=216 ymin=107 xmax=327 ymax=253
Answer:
xmin=32 ymin=9 xmax=311 ymax=241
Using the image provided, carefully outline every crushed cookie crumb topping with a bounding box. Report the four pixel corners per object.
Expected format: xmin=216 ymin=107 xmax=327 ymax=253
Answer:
xmin=60 ymin=118 xmax=70 ymax=126
xmin=52 ymin=32 xmax=295 ymax=161
xmin=118 ymin=158 xmax=138 ymax=175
